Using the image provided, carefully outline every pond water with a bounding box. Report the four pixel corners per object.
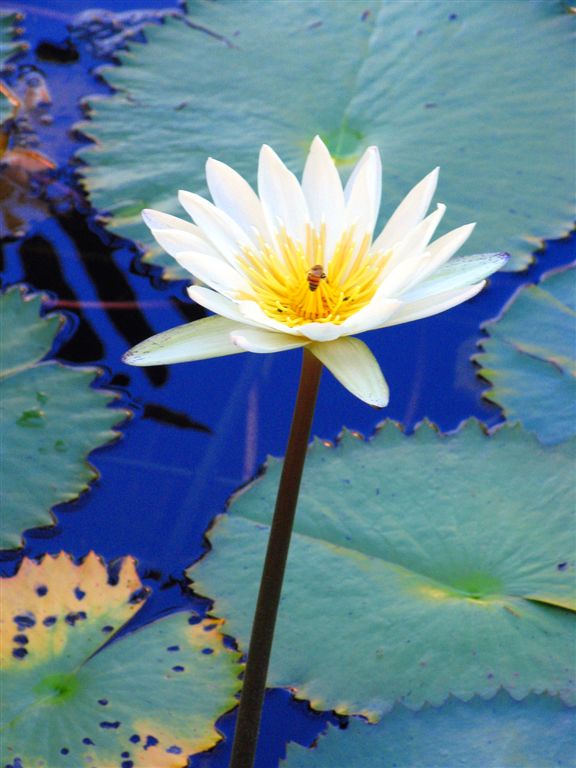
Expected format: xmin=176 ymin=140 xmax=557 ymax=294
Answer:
xmin=1 ymin=1 xmax=574 ymax=766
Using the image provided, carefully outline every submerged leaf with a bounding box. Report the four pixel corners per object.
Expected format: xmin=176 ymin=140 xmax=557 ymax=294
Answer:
xmin=78 ymin=0 xmax=573 ymax=276
xmin=283 ymin=691 xmax=576 ymax=768
xmin=0 ymin=553 xmax=242 ymax=768
xmin=476 ymin=267 xmax=576 ymax=445
xmin=189 ymin=421 xmax=576 ymax=718
xmin=0 ymin=287 xmax=127 ymax=549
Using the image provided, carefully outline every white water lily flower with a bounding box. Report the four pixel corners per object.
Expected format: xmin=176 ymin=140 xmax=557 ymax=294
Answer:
xmin=124 ymin=137 xmax=507 ymax=406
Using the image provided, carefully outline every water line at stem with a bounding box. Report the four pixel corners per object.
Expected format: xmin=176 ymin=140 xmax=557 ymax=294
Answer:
xmin=229 ymin=348 xmax=323 ymax=768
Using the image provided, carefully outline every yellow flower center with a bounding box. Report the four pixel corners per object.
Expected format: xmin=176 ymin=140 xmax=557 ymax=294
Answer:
xmin=237 ymin=224 xmax=390 ymax=327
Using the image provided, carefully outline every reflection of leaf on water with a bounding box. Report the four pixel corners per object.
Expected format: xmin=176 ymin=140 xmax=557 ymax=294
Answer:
xmin=476 ymin=266 xmax=576 ymax=445
xmin=283 ymin=691 xmax=576 ymax=768
xmin=0 ymin=11 xmax=28 ymax=71
xmin=0 ymin=287 xmax=128 ymax=549
xmin=190 ymin=420 xmax=576 ymax=719
xmin=78 ymin=1 xmax=573 ymax=276
xmin=0 ymin=552 xmax=242 ymax=768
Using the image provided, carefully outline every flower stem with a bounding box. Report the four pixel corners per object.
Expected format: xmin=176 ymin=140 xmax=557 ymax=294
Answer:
xmin=229 ymin=348 xmax=323 ymax=768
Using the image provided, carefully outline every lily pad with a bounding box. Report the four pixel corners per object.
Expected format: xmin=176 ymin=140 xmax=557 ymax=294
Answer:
xmin=0 ymin=552 xmax=242 ymax=768
xmin=476 ymin=267 xmax=576 ymax=445
xmin=0 ymin=287 xmax=127 ymax=549
xmin=189 ymin=421 xmax=576 ymax=719
xmin=283 ymin=692 xmax=576 ymax=768
xmin=78 ymin=0 xmax=574 ymax=276
xmin=0 ymin=11 xmax=27 ymax=71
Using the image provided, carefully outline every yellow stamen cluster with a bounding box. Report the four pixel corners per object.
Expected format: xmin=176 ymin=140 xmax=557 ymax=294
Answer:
xmin=237 ymin=224 xmax=390 ymax=327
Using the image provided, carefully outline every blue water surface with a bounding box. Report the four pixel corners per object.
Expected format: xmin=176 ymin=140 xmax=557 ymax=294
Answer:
xmin=1 ymin=1 xmax=575 ymax=765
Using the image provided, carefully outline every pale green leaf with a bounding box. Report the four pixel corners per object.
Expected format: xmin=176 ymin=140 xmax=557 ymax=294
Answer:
xmin=189 ymin=421 xmax=576 ymax=718
xmin=0 ymin=287 xmax=127 ymax=549
xmin=78 ymin=0 xmax=574 ymax=277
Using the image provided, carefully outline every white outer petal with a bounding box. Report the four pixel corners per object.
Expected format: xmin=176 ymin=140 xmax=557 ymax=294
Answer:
xmin=343 ymin=146 xmax=382 ymax=241
xmin=308 ymin=337 xmax=389 ymax=408
xmin=372 ymin=167 xmax=439 ymax=252
xmin=205 ymin=158 xmax=270 ymax=245
xmin=236 ymin=299 xmax=303 ymax=336
xmin=381 ymin=281 xmax=487 ymax=327
xmin=258 ymin=144 xmax=309 ymax=243
xmin=403 ymin=222 xmax=476 ymax=288
xmin=230 ymin=327 xmax=309 ymax=353
xmin=188 ymin=286 xmax=264 ymax=327
xmin=400 ymin=253 xmax=507 ymax=302
xmin=178 ymin=190 xmax=251 ymax=267
xmin=142 ymin=209 xmax=208 ymax=238
xmin=122 ymin=315 xmax=246 ymax=366
xmin=338 ymin=298 xmax=402 ymax=336
xmin=295 ymin=322 xmax=345 ymax=342
xmin=175 ymin=250 xmax=253 ymax=296
xmin=301 ymin=136 xmax=345 ymax=259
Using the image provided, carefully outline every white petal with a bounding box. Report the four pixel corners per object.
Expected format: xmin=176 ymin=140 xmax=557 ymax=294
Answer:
xmin=301 ymin=136 xmax=345 ymax=258
xmin=405 ymin=223 xmax=476 ymax=287
xmin=142 ymin=226 xmax=223 ymax=268
xmin=178 ymin=190 xmax=251 ymax=266
xmin=295 ymin=322 xmax=345 ymax=342
xmin=230 ymin=327 xmax=309 ymax=353
xmin=372 ymin=168 xmax=439 ymax=252
xmin=142 ymin=208 xmax=205 ymax=237
xmin=308 ymin=337 xmax=389 ymax=407
xmin=382 ymin=281 xmax=487 ymax=327
xmin=339 ymin=298 xmax=402 ymax=335
xmin=188 ymin=285 xmax=258 ymax=326
xmin=375 ymin=204 xmax=447 ymax=284
xmin=401 ymin=253 xmax=508 ymax=302
xmin=343 ymin=146 xmax=382 ymax=239
xmin=205 ymin=158 xmax=269 ymax=244
xmin=258 ymin=144 xmax=309 ymax=243
xmin=122 ymin=315 xmax=246 ymax=366
xmin=175 ymin=250 xmax=252 ymax=296
xmin=236 ymin=299 xmax=302 ymax=335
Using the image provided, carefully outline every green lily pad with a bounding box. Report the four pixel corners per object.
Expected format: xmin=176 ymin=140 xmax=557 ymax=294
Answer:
xmin=189 ymin=421 xmax=576 ymax=719
xmin=0 ymin=11 xmax=27 ymax=71
xmin=0 ymin=287 xmax=128 ymax=549
xmin=283 ymin=692 xmax=576 ymax=768
xmin=0 ymin=552 xmax=242 ymax=768
xmin=476 ymin=267 xmax=576 ymax=446
xmin=77 ymin=0 xmax=574 ymax=277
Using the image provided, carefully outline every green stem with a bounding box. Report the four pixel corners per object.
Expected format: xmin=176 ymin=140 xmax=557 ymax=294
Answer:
xmin=229 ymin=348 xmax=323 ymax=768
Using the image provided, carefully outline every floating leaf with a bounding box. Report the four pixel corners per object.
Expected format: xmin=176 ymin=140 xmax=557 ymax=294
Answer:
xmin=283 ymin=692 xmax=576 ymax=768
xmin=0 ymin=11 xmax=27 ymax=71
xmin=189 ymin=421 xmax=576 ymax=719
xmin=0 ymin=287 xmax=127 ymax=549
xmin=476 ymin=267 xmax=576 ymax=445
xmin=77 ymin=0 xmax=574 ymax=277
xmin=0 ymin=552 xmax=242 ymax=768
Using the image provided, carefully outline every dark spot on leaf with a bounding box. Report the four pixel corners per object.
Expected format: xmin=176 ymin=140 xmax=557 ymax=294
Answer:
xmin=487 ymin=672 xmax=494 ymax=679
xmin=74 ymin=587 xmax=86 ymax=600
xmin=82 ymin=738 xmax=94 ymax=745
xmin=36 ymin=585 xmax=48 ymax=596
xmin=558 ymin=562 xmax=568 ymax=571
xmin=99 ymin=721 xmax=120 ymax=729
xmin=167 ymin=746 xmax=182 ymax=755
xmin=361 ymin=9 xmax=370 ymax=20
xmin=12 ymin=647 xmax=28 ymax=659
xmin=129 ymin=735 xmax=140 ymax=744
xmin=425 ymin=103 xmax=437 ymax=109
xmin=449 ymin=12 xmax=458 ymax=20
xmin=43 ymin=616 xmax=57 ymax=627
xmin=13 ymin=634 xmax=28 ymax=645
xmin=60 ymin=748 xmax=69 ymax=755
xmin=121 ymin=753 xmax=130 ymax=759
xmin=172 ymin=665 xmax=185 ymax=672
xmin=102 ymin=625 xmax=114 ymax=633
xmin=204 ymin=623 xmax=217 ymax=631
xmin=188 ymin=614 xmax=202 ymax=625
xmin=36 ymin=39 xmax=79 ymax=62
xmin=201 ymin=648 xmax=214 ymax=656
xmin=128 ymin=587 xmax=149 ymax=604
xmin=167 ymin=645 xmax=180 ymax=652
xmin=14 ymin=613 xmax=36 ymax=630
xmin=144 ymin=736 xmax=159 ymax=750
xmin=121 ymin=762 xmax=134 ymax=768
xmin=17 ymin=407 xmax=45 ymax=427
xmin=65 ymin=611 xmax=87 ymax=626
xmin=98 ymin=699 xmax=109 ymax=706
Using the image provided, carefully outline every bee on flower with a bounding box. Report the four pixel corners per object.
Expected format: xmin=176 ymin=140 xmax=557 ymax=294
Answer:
xmin=124 ymin=137 xmax=507 ymax=406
